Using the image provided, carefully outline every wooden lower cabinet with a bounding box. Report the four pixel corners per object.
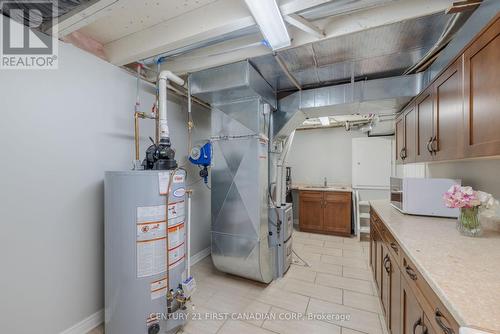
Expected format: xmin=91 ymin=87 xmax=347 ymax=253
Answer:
xmin=371 ymin=208 xmax=459 ymax=334
xmin=299 ymin=190 xmax=351 ymax=236
xmin=383 ymin=246 xmax=401 ymax=334
xmin=323 ymin=192 xmax=351 ymax=235
xmin=402 ymin=279 xmax=423 ymax=334
xmin=298 ymin=191 xmax=324 ymax=231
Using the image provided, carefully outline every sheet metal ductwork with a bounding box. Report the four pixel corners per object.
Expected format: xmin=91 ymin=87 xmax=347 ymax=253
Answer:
xmin=190 ymin=61 xmax=276 ymax=283
xmin=273 ymin=73 xmax=424 ymax=139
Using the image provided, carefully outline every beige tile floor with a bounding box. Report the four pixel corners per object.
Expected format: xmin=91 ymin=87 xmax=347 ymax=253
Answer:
xmin=89 ymin=230 xmax=387 ymax=334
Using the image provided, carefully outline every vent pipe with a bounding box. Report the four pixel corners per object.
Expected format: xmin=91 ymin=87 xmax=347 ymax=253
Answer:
xmin=158 ymin=71 xmax=185 ymax=139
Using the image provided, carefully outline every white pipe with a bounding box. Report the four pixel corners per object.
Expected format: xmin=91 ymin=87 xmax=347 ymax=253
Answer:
xmin=158 ymin=70 xmax=185 ymax=140
xmin=276 ymin=131 xmax=296 ymax=205
xmin=186 ymin=190 xmax=192 ymax=278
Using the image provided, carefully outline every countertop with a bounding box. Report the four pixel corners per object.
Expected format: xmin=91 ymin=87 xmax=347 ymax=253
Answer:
xmin=292 ymin=183 xmax=352 ymax=192
xmin=370 ymin=200 xmax=500 ymax=333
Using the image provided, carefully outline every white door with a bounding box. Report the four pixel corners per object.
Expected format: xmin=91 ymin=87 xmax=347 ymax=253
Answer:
xmin=352 ymin=137 xmax=392 ymax=189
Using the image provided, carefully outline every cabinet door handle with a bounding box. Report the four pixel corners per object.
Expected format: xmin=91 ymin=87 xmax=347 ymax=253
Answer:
xmin=412 ymin=317 xmax=428 ymax=334
xmin=390 ymin=242 xmax=398 ymax=254
xmin=399 ymin=148 xmax=404 ymax=160
xmin=405 ymin=264 xmax=418 ymax=281
xmin=432 ymin=136 xmax=438 ymax=154
xmin=401 ymin=147 xmax=407 ymax=160
xmin=426 ymin=137 xmax=433 ymax=153
xmin=413 ymin=318 xmax=422 ymax=334
xmin=435 ymin=309 xmax=454 ymax=334
xmin=384 ymin=254 xmax=392 ymax=274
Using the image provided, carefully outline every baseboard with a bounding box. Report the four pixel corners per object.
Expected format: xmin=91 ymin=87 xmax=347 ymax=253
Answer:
xmin=191 ymin=246 xmax=211 ymax=265
xmin=60 ymin=248 xmax=211 ymax=334
xmin=60 ymin=309 xmax=103 ymax=334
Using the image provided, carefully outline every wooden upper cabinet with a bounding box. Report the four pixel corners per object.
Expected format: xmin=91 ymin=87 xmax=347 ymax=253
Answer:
xmin=463 ymin=17 xmax=500 ymax=157
xmin=415 ymin=88 xmax=434 ymax=162
xmin=403 ymin=105 xmax=416 ymax=163
xmin=299 ymin=191 xmax=323 ymax=231
xmin=323 ymin=192 xmax=351 ymax=236
xmin=395 ymin=116 xmax=405 ymax=164
xmin=433 ymin=58 xmax=465 ymax=161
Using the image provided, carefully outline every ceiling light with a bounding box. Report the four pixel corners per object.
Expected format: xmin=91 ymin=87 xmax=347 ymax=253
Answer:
xmin=319 ymin=117 xmax=330 ymax=126
xmin=244 ymin=0 xmax=291 ymax=50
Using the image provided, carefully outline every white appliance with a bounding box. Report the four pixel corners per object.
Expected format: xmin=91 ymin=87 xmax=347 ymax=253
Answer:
xmin=390 ymin=177 xmax=460 ymax=218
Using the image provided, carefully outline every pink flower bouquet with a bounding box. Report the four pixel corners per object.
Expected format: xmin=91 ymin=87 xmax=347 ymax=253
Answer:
xmin=443 ymin=185 xmax=498 ymax=209
xmin=443 ymin=185 xmax=499 ymax=237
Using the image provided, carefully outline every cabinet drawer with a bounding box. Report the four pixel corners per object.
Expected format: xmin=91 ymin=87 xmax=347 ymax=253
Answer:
xmin=383 ymin=229 xmax=402 ymax=269
xmin=370 ymin=209 xmax=384 ymax=232
xmin=324 ymin=191 xmax=351 ymax=202
xmin=402 ymin=254 xmax=460 ymax=334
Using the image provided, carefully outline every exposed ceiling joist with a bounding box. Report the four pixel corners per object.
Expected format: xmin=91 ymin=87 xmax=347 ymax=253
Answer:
xmin=284 ymin=14 xmax=324 ymax=40
xmin=48 ymin=0 xmax=119 ymax=37
xmin=105 ymin=0 xmax=254 ymax=65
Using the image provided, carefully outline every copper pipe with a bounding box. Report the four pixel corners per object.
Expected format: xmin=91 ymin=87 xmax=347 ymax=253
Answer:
xmin=134 ymin=111 xmax=159 ymax=161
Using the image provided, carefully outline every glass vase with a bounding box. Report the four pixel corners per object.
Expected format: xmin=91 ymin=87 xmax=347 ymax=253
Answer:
xmin=457 ymin=206 xmax=481 ymax=237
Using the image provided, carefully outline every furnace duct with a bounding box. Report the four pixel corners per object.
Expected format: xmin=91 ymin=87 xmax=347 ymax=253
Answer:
xmin=190 ymin=61 xmax=276 ymax=283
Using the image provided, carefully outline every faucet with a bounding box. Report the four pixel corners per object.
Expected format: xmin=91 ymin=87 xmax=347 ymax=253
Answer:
xmin=323 ymin=177 xmax=327 ymax=187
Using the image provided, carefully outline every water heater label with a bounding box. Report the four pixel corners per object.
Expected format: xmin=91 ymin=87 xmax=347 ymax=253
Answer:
xmin=150 ymin=277 xmax=168 ymax=300
xmin=158 ymin=172 xmax=185 ymax=195
xmin=158 ymin=171 xmax=170 ymax=195
xmin=137 ymin=205 xmax=166 ymax=223
xmin=168 ymin=222 xmax=185 ymax=249
xmin=173 ymin=174 xmax=185 ymax=183
xmin=136 ymin=218 xmax=167 ymax=278
xmin=167 ymin=200 xmax=185 ymax=220
xmin=168 ymin=243 xmax=185 ymax=269
xmin=173 ymin=187 xmax=186 ymax=198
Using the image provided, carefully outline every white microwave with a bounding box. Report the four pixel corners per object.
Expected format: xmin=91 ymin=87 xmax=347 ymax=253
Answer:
xmin=390 ymin=177 xmax=460 ymax=218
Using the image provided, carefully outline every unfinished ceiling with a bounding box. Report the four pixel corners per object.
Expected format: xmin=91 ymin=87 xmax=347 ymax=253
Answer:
xmin=44 ymin=0 xmax=455 ymax=70
xmin=250 ymin=12 xmax=450 ymax=91
xmin=77 ymin=0 xmax=218 ymax=45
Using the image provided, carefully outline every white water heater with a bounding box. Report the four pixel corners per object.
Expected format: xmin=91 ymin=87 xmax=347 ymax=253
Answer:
xmin=105 ymin=170 xmax=187 ymax=334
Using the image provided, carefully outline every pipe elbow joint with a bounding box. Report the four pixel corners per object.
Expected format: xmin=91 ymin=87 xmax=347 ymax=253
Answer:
xmin=159 ymin=70 xmax=184 ymax=86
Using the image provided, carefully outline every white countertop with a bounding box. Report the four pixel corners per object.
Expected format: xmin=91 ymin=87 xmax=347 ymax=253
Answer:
xmin=370 ymin=200 xmax=500 ymax=333
xmin=292 ymin=183 xmax=352 ymax=192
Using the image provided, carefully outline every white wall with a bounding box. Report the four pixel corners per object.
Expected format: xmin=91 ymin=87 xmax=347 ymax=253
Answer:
xmin=395 ymin=159 xmax=500 ymax=199
xmin=395 ymin=159 xmax=500 ymax=231
xmin=287 ymin=127 xmax=365 ymax=185
xmin=426 ymin=159 xmax=500 ymax=199
xmin=0 ymin=39 xmax=210 ymax=333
